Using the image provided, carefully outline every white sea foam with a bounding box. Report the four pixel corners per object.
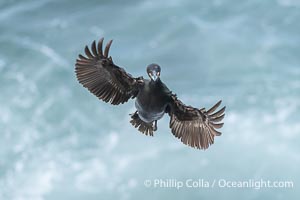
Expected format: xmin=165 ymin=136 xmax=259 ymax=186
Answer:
xmin=0 ymin=156 xmax=60 ymax=200
xmin=103 ymin=132 xmax=119 ymax=153
xmin=75 ymin=159 xmax=108 ymax=192
xmin=90 ymin=26 xmax=105 ymax=37
xmin=0 ymin=0 xmax=50 ymax=21
xmin=0 ymin=59 xmax=5 ymax=70
xmin=1 ymin=0 xmax=299 ymax=199
xmin=277 ymin=0 xmax=300 ymax=7
xmin=7 ymin=36 xmax=69 ymax=67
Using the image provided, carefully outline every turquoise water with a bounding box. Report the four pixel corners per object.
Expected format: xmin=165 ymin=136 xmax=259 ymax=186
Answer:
xmin=0 ymin=0 xmax=299 ymax=199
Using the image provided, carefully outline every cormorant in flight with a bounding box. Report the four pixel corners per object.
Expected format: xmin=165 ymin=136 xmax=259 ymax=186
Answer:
xmin=75 ymin=38 xmax=225 ymax=149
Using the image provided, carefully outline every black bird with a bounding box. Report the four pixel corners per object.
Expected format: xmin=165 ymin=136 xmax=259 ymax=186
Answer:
xmin=75 ymin=38 xmax=226 ymax=150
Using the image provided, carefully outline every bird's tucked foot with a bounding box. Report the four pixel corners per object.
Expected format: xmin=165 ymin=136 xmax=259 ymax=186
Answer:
xmin=153 ymin=120 xmax=157 ymax=131
xmin=130 ymin=111 xmax=155 ymax=136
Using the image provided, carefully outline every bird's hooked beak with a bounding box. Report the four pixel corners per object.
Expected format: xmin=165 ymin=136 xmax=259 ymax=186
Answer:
xmin=149 ymin=71 xmax=160 ymax=81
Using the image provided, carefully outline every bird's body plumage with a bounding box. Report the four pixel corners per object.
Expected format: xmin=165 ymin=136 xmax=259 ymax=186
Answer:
xmin=75 ymin=38 xmax=226 ymax=150
xmin=135 ymin=79 xmax=171 ymax=123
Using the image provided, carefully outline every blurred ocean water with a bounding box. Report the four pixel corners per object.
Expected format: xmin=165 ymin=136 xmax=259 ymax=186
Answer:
xmin=0 ymin=0 xmax=299 ymax=199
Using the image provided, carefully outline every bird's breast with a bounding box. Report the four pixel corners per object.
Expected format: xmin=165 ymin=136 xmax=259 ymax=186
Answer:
xmin=134 ymin=82 xmax=170 ymax=123
xmin=135 ymin=100 xmax=165 ymax=123
xmin=135 ymin=88 xmax=168 ymax=112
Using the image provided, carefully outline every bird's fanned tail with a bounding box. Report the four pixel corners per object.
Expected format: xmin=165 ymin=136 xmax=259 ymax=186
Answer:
xmin=130 ymin=111 xmax=155 ymax=136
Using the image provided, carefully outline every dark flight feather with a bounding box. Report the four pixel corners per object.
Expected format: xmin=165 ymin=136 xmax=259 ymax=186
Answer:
xmin=75 ymin=38 xmax=141 ymax=105
xmin=168 ymin=95 xmax=226 ymax=149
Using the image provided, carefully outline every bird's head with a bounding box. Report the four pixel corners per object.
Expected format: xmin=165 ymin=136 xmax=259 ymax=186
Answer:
xmin=146 ymin=63 xmax=161 ymax=81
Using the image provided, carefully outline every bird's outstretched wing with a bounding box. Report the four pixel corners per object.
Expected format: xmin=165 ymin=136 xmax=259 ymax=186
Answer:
xmin=167 ymin=94 xmax=225 ymax=149
xmin=75 ymin=38 xmax=142 ymax=105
